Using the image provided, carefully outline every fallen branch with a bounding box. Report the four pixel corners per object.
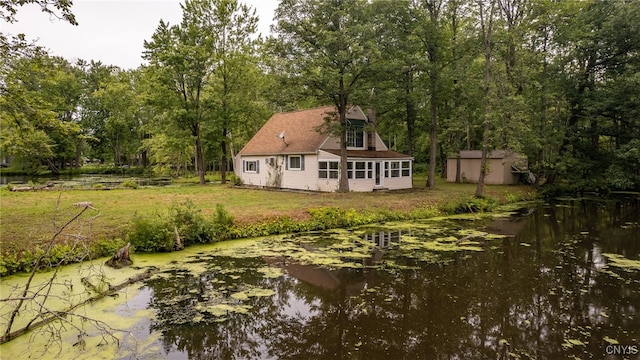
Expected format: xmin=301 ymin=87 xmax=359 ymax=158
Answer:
xmin=0 ymin=268 xmax=156 ymax=344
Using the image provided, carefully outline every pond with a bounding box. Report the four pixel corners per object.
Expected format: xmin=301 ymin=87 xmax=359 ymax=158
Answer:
xmin=1 ymin=197 xmax=639 ymax=359
xmin=0 ymin=173 xmax=173 ymax=188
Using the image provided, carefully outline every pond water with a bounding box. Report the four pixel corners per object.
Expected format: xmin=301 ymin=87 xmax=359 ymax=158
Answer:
xmin=0 ymin=174 xmax=172 ymax=187
xmin=2 ymin=197 xmax=639 ymax=359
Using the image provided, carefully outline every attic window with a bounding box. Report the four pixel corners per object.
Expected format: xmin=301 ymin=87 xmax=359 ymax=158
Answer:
xmin=347 ymin=126 xmax=365 ymax=148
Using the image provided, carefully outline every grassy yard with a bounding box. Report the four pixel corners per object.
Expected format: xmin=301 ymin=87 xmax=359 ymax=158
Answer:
xmin=0 ymin=176 xmax=535 ymax=257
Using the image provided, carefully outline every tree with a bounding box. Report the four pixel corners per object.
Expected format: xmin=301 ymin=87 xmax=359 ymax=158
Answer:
xmin=1 ymin=0 xmax=76 ymax=62
xmin=202 ymin=0 xmax=260 ymax=184
xmin=421 ymin=0 xmax=447 ymax=189
xmin=0 ymin=51 xmax=83 ymax=173
xmin=0 ymin=0 xmax=76 ymax=25
xmin=272 ymin=0 xmax=376 ymax=192
xmin=144 ymin=0 xmax=259 ymax=185
xmin=548 ymin=0 xmax=640 ymax=190
xmin=475 ymin=0 xmax=498 ymax=198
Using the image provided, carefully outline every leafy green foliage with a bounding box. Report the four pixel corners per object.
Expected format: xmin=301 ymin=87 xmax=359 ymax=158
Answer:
xmin=127 ymin=214 xmax=174 ymax=253
xmin=120 ymin=179 xmax=138 ymax=189
xmin=170 ymin=200 xmax=214 ymax=245
xmin=441 ymin=196 xmax=499 ymax=214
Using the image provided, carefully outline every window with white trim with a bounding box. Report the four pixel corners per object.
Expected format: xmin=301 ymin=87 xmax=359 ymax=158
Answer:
xmin=347 ymin=161 xmax=371 ymax=179
xmin=383 ymin=160 xmax=411 ymax=178
xmin=244 ymin=160 xmax=259 ymax=173
xmin=347 ymin=126 xmax=365 ymax=148
xmin=288 ymin=155 xmax=303 ymax=170
xmin=318 ymin=161 xmax=339 ymax=179
xmin=402 ymin=161 xmax=411 ymax=177
xmin=390 ymin=161 xmax=400 ymax=177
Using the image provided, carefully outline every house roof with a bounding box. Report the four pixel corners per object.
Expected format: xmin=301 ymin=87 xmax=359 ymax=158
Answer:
xmin=238 ymin=105 xmax=413 ymax=159
xmin=322 ymin=149 xmax=412 ymax=159
xmin=238 ymin=106 xmax=336 ymax=155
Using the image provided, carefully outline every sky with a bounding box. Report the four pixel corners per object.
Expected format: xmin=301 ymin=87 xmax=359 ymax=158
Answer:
xmin=1 ymin=0 xmax=279 ymax=69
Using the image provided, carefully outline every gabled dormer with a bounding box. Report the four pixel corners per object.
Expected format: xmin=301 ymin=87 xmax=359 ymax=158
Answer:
xmin=345 ymin=106 xmax=367 ymax=150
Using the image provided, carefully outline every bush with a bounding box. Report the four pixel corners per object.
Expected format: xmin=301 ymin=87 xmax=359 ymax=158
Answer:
xmin=127 ymin=214 xmax=174 ymax=252
xmin=307 ymin=207 xmax=378 ymax=229
xmin=120 ymin=179 xmax=138 ymax=189
xmin=441 ymin=196 xmax=499 ymax=214
xmin=212 ymin=203 xmax=234 ymax=239
xmin=170 ymin=200 xmax=213 ymax=245
xmin=92 ymin=237 xmax=128 ymax=258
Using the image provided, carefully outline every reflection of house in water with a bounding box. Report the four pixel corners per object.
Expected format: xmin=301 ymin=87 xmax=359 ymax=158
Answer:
xmin=362 ymin=230 xmax=403 ymax=264
xmin=363 ymin=230 xmax=403 ymax=248
xmin=264 ymin=230 xmax=404 ymax=294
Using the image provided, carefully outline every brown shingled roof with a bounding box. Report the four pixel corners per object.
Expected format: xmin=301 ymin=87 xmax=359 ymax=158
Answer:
xmin=239 ymin=106 xmax=336 ymax=155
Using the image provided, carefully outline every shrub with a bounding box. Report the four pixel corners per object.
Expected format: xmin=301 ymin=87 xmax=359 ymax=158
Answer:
xmin=170 ymin=200 xmax=213 ymax=245
xmin=212 ymin=203 xmax=234 ymax=239
xmin=127 ymin=214 xmax=174 ymax=252
xmin=92 ymin=237 xmax=128 ymax=258
xmin=231 ymin=174 xmax=243 ymax=186
xmin=120 ymin=179 xmax=138 ymax=189
xmin=442 ymin=196 xmax=499 ymax=214
xmin=307 ymin=207 xmax=378 ymax=229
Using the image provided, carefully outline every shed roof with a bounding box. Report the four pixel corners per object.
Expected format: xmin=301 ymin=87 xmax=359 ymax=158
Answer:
xmin=453 ymin=150 xmax=519 ymax=159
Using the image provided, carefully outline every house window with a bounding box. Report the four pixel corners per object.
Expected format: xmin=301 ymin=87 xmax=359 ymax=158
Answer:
xmin=355 ymin=161 xmax=367 ymax=179
xmin=266 ymin=157 xmax=275 ymax=166
xmin=319 ymin=161 xmax=339 ymax=179
xmin=367 ymin=162 xmax=373 ymax=178
xmin=288 ymin=155 xmax=304 ymax=170
xmin=347 ymin=161 xmax=369 ymax=179
xmin=390 ymin=161 xmax=400 ymax=177
xmin=244 ymin=160 xmax=259 ymax=173
xmin=402 ymin=161 xmax=411 ymax=176
xmin=347 ymin=126 xmax=364 ymax=148
xmin=383 ymin=161 xmax=410 ymax=178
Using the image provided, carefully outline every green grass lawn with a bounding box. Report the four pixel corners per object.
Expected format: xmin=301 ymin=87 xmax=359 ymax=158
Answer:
xmin=0 ymin=176 xmax=535 ymax=256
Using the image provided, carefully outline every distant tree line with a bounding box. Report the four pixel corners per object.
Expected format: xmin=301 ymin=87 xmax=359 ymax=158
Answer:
xmin=1 ymin=0 xmax=639 ymax=193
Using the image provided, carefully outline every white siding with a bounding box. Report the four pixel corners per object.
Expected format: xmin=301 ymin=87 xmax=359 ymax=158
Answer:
xmin=238 ymin=156 xmax=269 ymax=187
xmin=239 ymin=152 xmax=413 ymax=192
xmin=280 ymin=154 xmax=319 ymax=191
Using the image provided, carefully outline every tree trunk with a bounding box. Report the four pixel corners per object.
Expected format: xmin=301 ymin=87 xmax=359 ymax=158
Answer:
xmin=405 ymin=70 xmax=416 ymax=157
xmin=193 ymin=124 xmax=206 ymax=185
xmin=475 ymin=0 xmax=496 ymax=198
xmin=427 ymin=76 xmax=438 ymax=189
xmin=220 ymin=128 xmax=228 ymax=184
xmin=337 ymin=76 xmax=350 ymax=193
xmin=338 ymin=111 xmax=349 ymax=193
xmin=105 ymin=243 xmax=132 ymax=268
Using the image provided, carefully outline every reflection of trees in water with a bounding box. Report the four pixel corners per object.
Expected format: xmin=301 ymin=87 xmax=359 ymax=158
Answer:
xmin=142 ymin=199 xmax=640 ymax=359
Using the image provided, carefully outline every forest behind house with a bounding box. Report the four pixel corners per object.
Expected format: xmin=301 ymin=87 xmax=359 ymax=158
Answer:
xmin=1 ymin=0 xmax=639 ymax=194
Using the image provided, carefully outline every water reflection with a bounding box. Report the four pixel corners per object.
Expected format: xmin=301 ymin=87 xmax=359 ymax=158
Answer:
xmin=139 ymin=198 xmax=640 ymax=360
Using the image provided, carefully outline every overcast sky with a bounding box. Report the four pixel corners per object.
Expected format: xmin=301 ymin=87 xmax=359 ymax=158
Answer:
xmin=1 ymin=0 xmax=279 ymax=69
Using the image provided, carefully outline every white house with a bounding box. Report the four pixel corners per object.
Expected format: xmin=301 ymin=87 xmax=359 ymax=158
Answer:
xmin=235 ymin=105 xmax=413 ymax=192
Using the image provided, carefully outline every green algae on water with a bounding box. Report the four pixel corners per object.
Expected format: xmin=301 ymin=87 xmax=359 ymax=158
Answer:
xmin=603 ymin=253 xmax=640 ymax=271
